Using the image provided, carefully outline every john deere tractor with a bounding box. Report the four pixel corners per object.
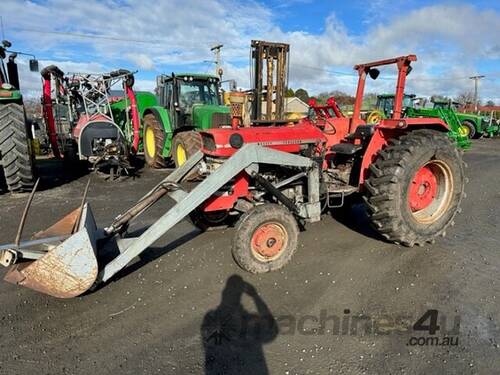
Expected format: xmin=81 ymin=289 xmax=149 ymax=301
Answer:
xmin=367 ymin=93 xmax=470 ymax=149
xmin=366 ymin=93 xmax=416 ymax=124
xmin=432 ymin=98 xmax=487 ymax=139
xmin=0 ymin=40 xmax=38 ymax=192
xmin=141 ymin=73 xmax=230 ymax=168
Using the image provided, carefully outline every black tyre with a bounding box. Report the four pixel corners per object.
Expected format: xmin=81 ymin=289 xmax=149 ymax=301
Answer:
xmin=232 ymin=204 xmax=299 ymax=273
xmin=0 ymin=103 xmax=35 ymax=192
xmin=171 ymin=131 xmax=202 ymax=168
xmin=364 ymin=129 xmax=465 ymax=246
xmin=460 ymin=120 xmax=476 ymax=139
xmin=143 ymin=113 xmax=167 ymax=168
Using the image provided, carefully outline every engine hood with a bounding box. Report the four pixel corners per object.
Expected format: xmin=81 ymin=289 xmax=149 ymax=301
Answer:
xmin=192 ymin=104 xmax=230 ymax=130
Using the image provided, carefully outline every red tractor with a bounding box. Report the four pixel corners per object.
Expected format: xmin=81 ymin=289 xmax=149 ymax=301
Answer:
xmin=1 ymin=55 xmax=466 ymax=298
xmin=194 ymin=55 xmax=464 ymax=252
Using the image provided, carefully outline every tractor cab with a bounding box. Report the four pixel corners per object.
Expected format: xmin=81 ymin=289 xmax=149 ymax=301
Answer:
xmin=156 ymin=73 xmax=229 ymax=130
xmin=376 ymin=93 xmax=415 ymax=117
xmin=367 ymin=93 xmax=416 ymax=124
xmin=432 ymin=98 xmax=460 ymax=110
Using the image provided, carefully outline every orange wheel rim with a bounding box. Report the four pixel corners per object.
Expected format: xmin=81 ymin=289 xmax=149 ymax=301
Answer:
xmin=251 ymin=222 xmax=288 ymax=260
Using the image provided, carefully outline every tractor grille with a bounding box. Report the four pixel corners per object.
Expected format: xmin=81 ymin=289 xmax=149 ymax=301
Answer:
xmin=212 ymin=112 xmax=231 ymax=128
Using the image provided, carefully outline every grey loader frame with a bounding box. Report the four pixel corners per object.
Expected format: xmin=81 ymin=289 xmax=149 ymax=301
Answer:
xmin=100 ymin=143 xmax=321 ymax=283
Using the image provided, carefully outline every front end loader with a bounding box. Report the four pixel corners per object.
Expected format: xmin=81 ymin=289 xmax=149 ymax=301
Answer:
xmin=367 ymin=93 xmax=471 ymax=149
xmin=0 ymin=55 xmax=466 ymax=298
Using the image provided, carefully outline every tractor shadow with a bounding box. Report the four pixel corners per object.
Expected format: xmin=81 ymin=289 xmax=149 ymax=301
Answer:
xmin=34 ymin=156 xmax=147 ymax=192
xmin=35 ymin=158 xmax=89 ymax=191
xmin=97 ymin=224 xmax=202 ymax=287
xmin=328 ymin=195 xmax=384 ymax=242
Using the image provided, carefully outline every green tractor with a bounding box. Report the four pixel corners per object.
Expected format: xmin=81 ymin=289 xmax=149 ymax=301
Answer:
xmin=367 ymin=93 xmax=470 ymax=149
xmin=0 ymin=40 xmax=38 ymax=192
xmin=141 ymin=73 xmax=230 ymax=168
xmin=431 ymin=98 xmax=487 ymax=139
xmin=366 ymin=93 xmax=416 ymax=124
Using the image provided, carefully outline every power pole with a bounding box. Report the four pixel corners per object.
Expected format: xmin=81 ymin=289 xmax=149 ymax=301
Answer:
xmin=210 ymin=44 xmax=223 ymax=80
xmin=0 ymin=16 xmax=5 ymax=40
xmin=469 ymin=75 xmax=485 ymax=111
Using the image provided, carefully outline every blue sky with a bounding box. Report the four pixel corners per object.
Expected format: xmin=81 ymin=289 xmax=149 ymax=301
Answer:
xmin=2 ymin=0 xmax=500 ymax=101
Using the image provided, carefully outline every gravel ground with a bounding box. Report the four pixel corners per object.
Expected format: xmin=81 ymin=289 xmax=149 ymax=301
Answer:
xmin=0 ymin=139 xmax=499 ymax=375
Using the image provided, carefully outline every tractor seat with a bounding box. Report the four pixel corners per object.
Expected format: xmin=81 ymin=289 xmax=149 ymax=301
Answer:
xmin=330 ymin=143 xmax=362 ymax=155
xmin=346 ymin=125 xmax=375 ymax=141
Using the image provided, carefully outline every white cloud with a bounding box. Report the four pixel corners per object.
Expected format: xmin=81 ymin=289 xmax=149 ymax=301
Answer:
xmin=2 ymin=1 xmax=499 ymax=101
xmin=126 ymin=54 xmax=155 ymax=70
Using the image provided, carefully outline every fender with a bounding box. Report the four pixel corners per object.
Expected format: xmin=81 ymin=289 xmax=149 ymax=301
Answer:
xmin=358 ymin=119 xmax=449 ymax=185
xmin=124 ymin=84 xmax=140 ymax=154
xmin=143 ymin=106 xmax=173 ymax=157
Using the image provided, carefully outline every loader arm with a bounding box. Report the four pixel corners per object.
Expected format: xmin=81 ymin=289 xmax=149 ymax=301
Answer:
xmin=2 ymin=144 xmax=318 ymax=297
xmin=99 ymin=143 xmax=315 ymax=283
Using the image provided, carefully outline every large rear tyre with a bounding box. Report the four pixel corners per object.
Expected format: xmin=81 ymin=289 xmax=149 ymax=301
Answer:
xmin=232 ymin=204 xmax=299 ymax=273
xmin=0 ymin=103 xmax=35 ymax=192
xmin=364 ymin=129 xmax=465 ymax=246
xmin=143 ymin=113 xmax=167 ymax=168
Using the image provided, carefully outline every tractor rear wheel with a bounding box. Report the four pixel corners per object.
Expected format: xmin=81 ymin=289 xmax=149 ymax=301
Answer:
xmin=0 ymin=103 xmax=35 ymax=192
xmin=460 ymin=120 xmax=476 ymax=139
xmin=143 ymin=113 xmax=167 ymax=168
xmin=172 ymin=131 xmax=202 ymax=168
xmin=364 ymin=129 xmax=465 ymax=246
xmin=232 ymin=204 xmax=299 ymax=273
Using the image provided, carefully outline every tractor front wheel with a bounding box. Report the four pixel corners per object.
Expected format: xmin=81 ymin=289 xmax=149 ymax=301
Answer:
xmin=364 ymin=129 xmax=465 ymax=246
xmin=143 ymin=113 xmax=167 ymax=168
xmin=232 ymin=204 xmax=299 ymax=273
xmin=460 ymin=120 xmax=476 ymax=139
xmin=172 ymin=131 xmax=202 ymax=168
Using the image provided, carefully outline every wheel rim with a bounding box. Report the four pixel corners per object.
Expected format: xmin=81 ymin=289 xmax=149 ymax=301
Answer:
xmin=408 ymin=160 xmax=453 ymax=224
xmin=367 ymin=111 xmax=382 ymax=124
xmin=145 ymin=127 xmax=156 ymax=158
xmin=251 ymin=222 xmax=288 ymax=261
xmin=176 ymin=144 xmax=187 ymax=165
xmin=458 ymin=125 xmax=470 ymax=138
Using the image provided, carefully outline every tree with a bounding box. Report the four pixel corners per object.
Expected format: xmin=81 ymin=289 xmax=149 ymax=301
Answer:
xmin=285 ymin=88 xmax=295 ymax=97
xmin=455 ymin=91 xmax=475 ymax=106
xmin=316 ymin=90 xmax=355 ymax=106
xmin=486 ymin=100 xmax=495 ymax=106
xmin=294 ymin=88 xmax=309 ymax=103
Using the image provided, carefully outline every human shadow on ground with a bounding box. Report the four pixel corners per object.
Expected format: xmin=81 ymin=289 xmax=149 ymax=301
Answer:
xmin=201 ymin=274 xmax=278 ymax=375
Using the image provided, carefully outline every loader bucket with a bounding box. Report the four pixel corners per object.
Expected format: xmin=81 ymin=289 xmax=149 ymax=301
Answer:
xmin=4 ymin=203 xmax=99 ymax=298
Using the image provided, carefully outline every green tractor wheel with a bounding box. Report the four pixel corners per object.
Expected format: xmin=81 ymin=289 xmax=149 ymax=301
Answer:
xmin=459 ymin=120 xmax=476 ymax=139
xmin=172 ymin=131 xmax=202 ymax=168
xmin=143 ymin=113 xmax=167 ymax=168
xmin=171 ymin=131 xmax=203 ymax=180
xmin=0 ymin=103 xmax=35 ymax=192
xmin=367 ymin=110 xmax=384 ymax=124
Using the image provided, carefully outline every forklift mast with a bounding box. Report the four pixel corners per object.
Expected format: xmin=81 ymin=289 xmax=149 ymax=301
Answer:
xmin=251 ymin=40 xmax=290 ymax=123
